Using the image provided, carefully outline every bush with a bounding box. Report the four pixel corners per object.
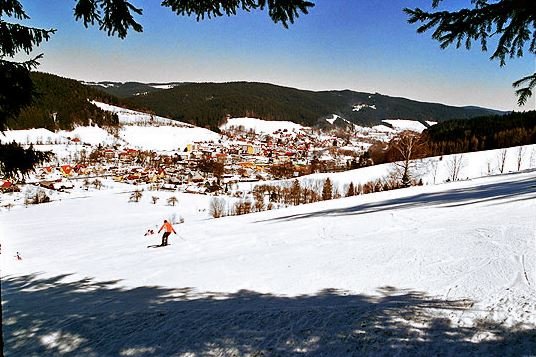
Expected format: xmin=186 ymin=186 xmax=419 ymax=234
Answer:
xmin=25 ymin=189 xmax=50 ymax=205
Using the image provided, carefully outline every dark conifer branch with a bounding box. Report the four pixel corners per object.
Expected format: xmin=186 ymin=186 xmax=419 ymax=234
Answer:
xmin=0 ymin=0 xmax=29 ymax=19
xmin=161 ymin=0 xmax=314 ymax=28
xmin=405 ymin=0 xmax=535 ymax=106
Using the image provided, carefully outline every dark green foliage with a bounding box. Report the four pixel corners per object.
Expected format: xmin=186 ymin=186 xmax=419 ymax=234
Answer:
xmin=72 ymin=0 xmax=313 ymax=37
xmin=9 ymin=72 xmax=121 ymax=130
xmin=126 ymin=82 xmax=500 ymax=130
xmin=161 ymin=0 xmax=314 ymax=28
xmin=1 ymin=0 xmax=56 ymax=180
xmin=74 ymin=0 xmax=143 ymax=39
xmin=405 ymin=0 xmax=536 ymax=105
xmin=0 ymin=142 xmax=52 ymax=179
xmin=0 ymin=0 xmax=55 ymax=57
xmin=0 ymin=60 xmax=35 ymax=128
xmin=423 ymin=111 xmax=536 ymax=155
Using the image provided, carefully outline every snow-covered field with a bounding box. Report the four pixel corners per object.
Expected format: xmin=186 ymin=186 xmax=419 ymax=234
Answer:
xmin=221 ymin=117 xmax=305 ymax=134
xmin=0 ymin=103 xmax=221 ymax=156
xmin=382 ymin=119 xmax=428 ymax=133
xmin=2 ymin=161 xmax=535 ymax=355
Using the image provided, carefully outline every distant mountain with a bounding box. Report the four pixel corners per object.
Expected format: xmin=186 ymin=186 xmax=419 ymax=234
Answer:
xmin=10 ymin=75 xmax=506 ymax=132
xmin=85 ymin=81 xmax=191 ymax=98
xmin=9 ymin=72 xmax=121 ymax=130
xmin=123 ymin=82 xmax=506 ymax=130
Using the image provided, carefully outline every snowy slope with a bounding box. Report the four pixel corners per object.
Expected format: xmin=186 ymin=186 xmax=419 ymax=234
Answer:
xmin=1 ymin=103 xmax=221 ymax=154
xmin=221 ymin=117 xmax=305 ymax=134
xmin=1 ymin=167 xmax=535 ymax=355
xmin=91 ymin=101 xmax=185 ymax=126
xmin=238 ymin=144 xmax=536 ymax=193
xmin=382 ymin=119 xmax=428 ymax=133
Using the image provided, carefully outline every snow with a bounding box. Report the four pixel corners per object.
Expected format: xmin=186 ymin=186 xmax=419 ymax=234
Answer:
xmin=1 ymin=102 xmax=222 ymax=158
xmin=58 ymin=126 xmax=115 ymax=146
xmin=426 ymin=120 xmax=438 ymax=126
xmin=238 ymin=145 xmax=536 ymax=192
xmin=91 ymin=101 xmax=187 ymax=126
xmin=149 ymin=84 xmax=176 ymax=89
xmin=0 ymin=128 xmax=69 ymax=145
xmin=325 ymin=114 xmax=338 ymax=125
xmin=221 ymin=117 xmax=304 ymax=134
xmin=1 ymin=145 xmax=536 ymax=355
xmin=353 ymin=104 xmax=377 ymax=111
xmin=382 ymin=119 xmax=428 ymax=133
xmin=119 ymin=125 xmax=219 ymax=151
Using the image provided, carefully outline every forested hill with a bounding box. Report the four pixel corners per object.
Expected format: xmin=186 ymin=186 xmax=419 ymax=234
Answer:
xmin=423 ymin=111 xmax=536 ymax=155
xmin=124 ymin=82 xmax=504 ymax=130
xmin=8 ymin=72 xmax=121 ymax=130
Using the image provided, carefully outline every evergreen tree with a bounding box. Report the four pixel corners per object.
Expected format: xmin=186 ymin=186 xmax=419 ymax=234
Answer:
xmin=346 ymin=182 xmax=355 ymax=197
xmin=405 ymin=0 xmax=535 ymax=105
xmin=322 ymin=178 xmax=333 ymax=201
xmin=0 ymin=1 xmax=55 ymax=178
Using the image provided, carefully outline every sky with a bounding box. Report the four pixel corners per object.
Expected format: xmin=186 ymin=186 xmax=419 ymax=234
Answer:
xmin=15 ymin=0 xmax=536 ymax=111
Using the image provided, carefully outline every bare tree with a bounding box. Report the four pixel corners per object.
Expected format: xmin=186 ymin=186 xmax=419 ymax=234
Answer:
xmin=389 ymin=131 xmax=428 ymax=187
xmin=167 ymin=196 xmax=178 ymax=206
xmin=429 ymin=159 xmax=439 ymax=185
xmin=93 ymin=179 xmax=102 ymax=190
xmin=447 ymin=155 xmax=465 ymax=182
xmin=530 ymin=148 xmax=536 ymax=169
xmin=497 ymin=149 xmax=508 ymax=174
xmin=130 ymin=190 xmax=143 ymax=202
xmin=516 ymin=147 xmax=524 ymax=171
xmin=210 ymin=197 xmax=227 ymax=218
xmin=151 ymin=196 xmax=160 ymax=204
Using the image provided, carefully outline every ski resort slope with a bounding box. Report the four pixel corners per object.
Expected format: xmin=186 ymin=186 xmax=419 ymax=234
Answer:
xmin=1 ymin=171 xmax=536 ymax=355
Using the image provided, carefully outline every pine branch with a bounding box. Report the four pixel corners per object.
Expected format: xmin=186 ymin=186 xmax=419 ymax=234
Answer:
xmin=405 ymin=0 xmax=536 ymax=106
xmin=74 ymin=0 xmax=143 ymax=39
xmin=0 ymin=0 xmax=28 ymax=20
xmin=161 ymin=0 xmax=314 ymax=28
xmin=513 ymin=72 xmax=536 ymax=106
xmin=0 ymin=142 xmax=53 ymax=179
xmin=404 ymin=1 xmax=535 ymax=64
xmin=0 ymin=21 xmax=55 ymax=57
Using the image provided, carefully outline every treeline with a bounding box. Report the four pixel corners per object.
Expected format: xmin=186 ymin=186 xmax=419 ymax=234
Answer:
xmin=210 ymin=175 xmax=422 ymax=218
xmin=364 ymin=110 xmax=536 ymax=167
xmin=8 ymin=72 xmax=121 ymax=130
xmin=422 ymin=111 xmax=536 ymax=156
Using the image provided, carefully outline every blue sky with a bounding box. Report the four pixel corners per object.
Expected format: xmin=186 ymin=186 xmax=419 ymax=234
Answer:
xmin=16 ymin=0 xmax=536 ymax=110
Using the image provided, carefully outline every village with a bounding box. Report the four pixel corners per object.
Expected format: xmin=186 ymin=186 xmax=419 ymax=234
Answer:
xmin=7 ymin=124 xmax=384 ymax=196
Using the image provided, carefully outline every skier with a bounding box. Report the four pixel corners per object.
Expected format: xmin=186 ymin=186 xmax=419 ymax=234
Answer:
xmin=15 ymin=252 xmax=22 ymax=260
xmin=158 ymin=219 xmax=176 ymax=246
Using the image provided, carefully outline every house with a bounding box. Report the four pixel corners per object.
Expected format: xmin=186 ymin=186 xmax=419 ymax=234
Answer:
xmin=103 ymin=149 xmax=115 ymax=160
xmin=60 ymin=165 xmax=74 ymax=176
xmin=0 ymin=180 xmax=19 ymax=192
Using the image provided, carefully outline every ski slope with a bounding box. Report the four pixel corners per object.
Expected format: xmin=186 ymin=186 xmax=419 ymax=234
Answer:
xmin=1 ymin=168 xmax=535 ymax=355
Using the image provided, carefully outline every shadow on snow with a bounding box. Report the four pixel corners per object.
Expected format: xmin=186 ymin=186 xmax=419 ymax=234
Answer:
xmin=2 ymin=274 xmax=535 ymax=356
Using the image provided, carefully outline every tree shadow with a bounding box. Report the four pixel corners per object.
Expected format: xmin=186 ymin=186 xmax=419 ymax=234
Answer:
xmin=2 ymin=274 xmax=535 ymax=356
xmin=259 ymin=174 xmax=536 ymax=223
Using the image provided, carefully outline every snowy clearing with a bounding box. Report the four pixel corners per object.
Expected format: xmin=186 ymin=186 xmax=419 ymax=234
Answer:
xmin=220 ymin=117 xmax=305 ymax=134
xmin=1 ymin=165 xmax=535 ymax=355
xmin=382 ymin=119 xmax=428 ymax=133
